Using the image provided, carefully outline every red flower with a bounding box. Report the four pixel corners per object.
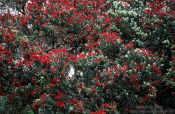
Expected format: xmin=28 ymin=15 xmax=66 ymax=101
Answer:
xmin=144 ymin=9 xmax=150 ymax=15
xmin=152 ymin=65 xmax=161 ymax=75
xmin=139 ymin=94 xmax=149 ymax=106
xmin=100 ymin=32 xmax=122 ymax=44
xmin=19 ymin=16 xmax=31 ymax=26
xmin=125 ymin=41 xmax=134 ymax=49
xmin=90 ymin=111 xmax=106 ymax=114
xmin=30 ymin=53 xmax=39 ymax=61
xmin=96 ymin=81 xmax=101 ymax=87
xmin=28 ymin=89 xmax=40 ymax=96
xmin=32 ymin=102 xmax=40 ymax=110
xmin=94 ymin=58 xmax=100 ymax=63
xmin=107 ymin=72 xmax=111 ymax=77
xmin=115 ymin=71 xmax=119 ymax=77
xmin=94 ymin=76 xmax=100 ymax=81
xmin=102 ymin=103 xmax=110 ymax=108
xmin=6 ymin=56 xmax=12 ymax=64
xmin=39 ymin=54 xmax=50 ymax=64
xmin=51 ymin=78 xmax=59 ymax=84
xmin=113 ymin=17 xmax=120 ymax=22
xmin=46 ymin=83 xmax=56 ymax=87
xmin=50 ymin=67 xmax=57 ymax=73
xmin=40 ymin=94 xmax=47 ymax=101
xmin=8 ymin=93 xmax=15 ymax=103
xmin=56 ymin=101 xmax=65 ymax=108
xmin=77 ymin=53 xmax=86 ymax=60
xmin=55 ymin=91 xmax=63 ymax=100
xmin=25 ymin=61 xmax=32 ymax=67
xmin=120 ymin=66 xmax=127 ymax=73
xmin=51 ymin=10 xmax=59 ymax=18
xmin=0 ymin=89 xmax=3 ymax=96
xmin=70 ymin=99 xmax=78 ymax=105
xmin=0 ymin=56 xmax=2 ymax=62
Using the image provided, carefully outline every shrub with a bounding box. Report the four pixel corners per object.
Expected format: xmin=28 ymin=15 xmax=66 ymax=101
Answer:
xmin=0 ymin=0 xmax=175 ymax=113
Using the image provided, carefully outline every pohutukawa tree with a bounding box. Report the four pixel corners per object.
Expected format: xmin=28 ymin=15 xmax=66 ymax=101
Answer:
xmin=0 ymin=0 xmax=175 ymax=113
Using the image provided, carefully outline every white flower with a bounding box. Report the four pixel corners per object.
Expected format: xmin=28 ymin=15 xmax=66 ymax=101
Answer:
xmin=68 ymin=65 xmax=75 ymax=78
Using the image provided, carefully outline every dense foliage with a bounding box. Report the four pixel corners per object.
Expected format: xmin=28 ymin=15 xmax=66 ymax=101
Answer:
xmin=0 ymin=0 xmax=175 ymax=113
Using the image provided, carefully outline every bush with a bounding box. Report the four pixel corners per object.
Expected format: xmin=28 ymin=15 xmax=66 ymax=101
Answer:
xmin=0 ymin=0 xmax=175 ymax=113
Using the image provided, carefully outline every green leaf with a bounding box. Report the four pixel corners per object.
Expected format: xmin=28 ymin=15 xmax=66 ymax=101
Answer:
xmin=24 ymin=110 xmax=34 ymax=114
